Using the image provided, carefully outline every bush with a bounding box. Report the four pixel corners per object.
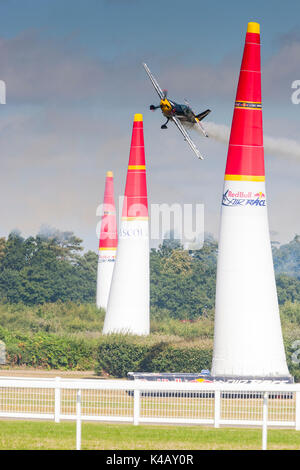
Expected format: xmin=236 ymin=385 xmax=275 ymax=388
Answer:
xmin=96 ymin=335 xmax=212 ymax=378
xmin=0 ymin=326 xmax=96 ymax=370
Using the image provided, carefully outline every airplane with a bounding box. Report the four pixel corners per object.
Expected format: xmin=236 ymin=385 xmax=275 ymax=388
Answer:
xmin=143 ymin=63 xmax=211 ymax=160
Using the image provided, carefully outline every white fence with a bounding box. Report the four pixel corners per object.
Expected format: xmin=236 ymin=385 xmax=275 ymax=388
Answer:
xmin=0 ymin=376 xmax=299 ymax=450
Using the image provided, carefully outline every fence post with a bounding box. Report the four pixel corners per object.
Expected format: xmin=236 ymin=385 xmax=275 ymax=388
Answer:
xmin=214 ymin=388 xmax=221 ymax=428
xmin=262 ymin=391 xmax=268 ymax=450
xmin=54 ymin=377 xmax=61 ymax=423
xmin=296 ymin=391 xmax=300 ymax=431
xmin=133 ymin=387 xmax=141 ymax=426
xmin=76 ymin=389 xmax=82 ymax=450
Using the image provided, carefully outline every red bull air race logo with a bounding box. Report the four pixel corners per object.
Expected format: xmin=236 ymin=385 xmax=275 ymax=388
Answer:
xmin=222 ymin=190 xmax=266 ymax=207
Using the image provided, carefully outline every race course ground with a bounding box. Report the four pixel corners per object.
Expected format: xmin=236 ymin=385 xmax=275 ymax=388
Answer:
xmin=0 ymin=421 xmax=299 ymax=450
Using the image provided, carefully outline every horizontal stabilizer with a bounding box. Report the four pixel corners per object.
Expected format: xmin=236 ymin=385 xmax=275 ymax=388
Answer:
xmin=196 ymin=109 xmax=211 ymax=121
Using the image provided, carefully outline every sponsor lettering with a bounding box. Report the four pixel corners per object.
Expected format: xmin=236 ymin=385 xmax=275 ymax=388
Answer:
xmin=222 ymin=189 xmax=266 ymax=207
xmin=120 ymin=227 xmax=147 ymax=238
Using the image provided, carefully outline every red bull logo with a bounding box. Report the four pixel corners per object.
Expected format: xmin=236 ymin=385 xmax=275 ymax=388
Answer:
xmin=254 ymin=192 xmax=265 ymax=199
xmin=228 ymin=190 xmax=252 ymax=198
xmin=223 ymin=189 xmax=266 ymax=207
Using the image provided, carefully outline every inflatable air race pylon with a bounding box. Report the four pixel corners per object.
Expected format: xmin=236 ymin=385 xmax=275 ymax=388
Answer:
xmin=211 ymin=22 xmax=292 ymax=382
xmin=103 ymin=114 xmax=150 ymax=335
xmin=96 ymin=171 xmax=118 ymax=310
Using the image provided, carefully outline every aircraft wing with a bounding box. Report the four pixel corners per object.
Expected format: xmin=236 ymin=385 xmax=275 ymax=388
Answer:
xmin=171 ymin=115 xmax=204 ymax=160
xmin=143 ymin=63 xmax=164 ymax=100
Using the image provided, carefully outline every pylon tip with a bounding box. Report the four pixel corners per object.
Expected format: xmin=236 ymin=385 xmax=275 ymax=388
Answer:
xmin=134 ymin=113 xmax=143 ymax=122
xmin=247 ymin=22 xmax=260 ymax=34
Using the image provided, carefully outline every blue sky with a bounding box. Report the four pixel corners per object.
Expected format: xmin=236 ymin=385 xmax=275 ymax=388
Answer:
xmin=0 ymin=0 xmax=300 ymax=250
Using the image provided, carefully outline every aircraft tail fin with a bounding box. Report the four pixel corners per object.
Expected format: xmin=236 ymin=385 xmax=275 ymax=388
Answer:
xmin=196 ymin=109 xmax=211 ymax=121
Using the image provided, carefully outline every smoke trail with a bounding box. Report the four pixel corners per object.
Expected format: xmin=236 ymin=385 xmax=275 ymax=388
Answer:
xmin=203 ymin=121 xmax=230 ymax=145
xmin=263 ymin=135 xmax=300 ymax=160
xmin=193 ymin=121 xmax=300 ymax=160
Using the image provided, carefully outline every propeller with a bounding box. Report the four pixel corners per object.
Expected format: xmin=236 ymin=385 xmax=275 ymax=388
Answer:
xmin=162 ymin=89 xmax=168 ymax=99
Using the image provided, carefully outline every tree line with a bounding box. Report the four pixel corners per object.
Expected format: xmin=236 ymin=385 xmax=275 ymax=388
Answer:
xmin=0 ymin=230 xmax=299 ymax=316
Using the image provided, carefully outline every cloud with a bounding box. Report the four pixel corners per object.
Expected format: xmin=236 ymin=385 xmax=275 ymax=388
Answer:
xmin=276 ymin=27 xmax=300 ymax=47
xmin=144 ymin=32 xmax=300 ymax=107
xmin=0 ymin=27 xmax=299 ymax=249
xmin=263 ymin=42 xmax=300 ymax=100
xmin=0 ymin=30 xmax=106 ymax=103
xmin=0 ymin=26 xmax=299 ymax=111
xmin=0 ymin=30 xmax=156 ymax=106
xmin=0 ymin=103 xmax=299 ymax=249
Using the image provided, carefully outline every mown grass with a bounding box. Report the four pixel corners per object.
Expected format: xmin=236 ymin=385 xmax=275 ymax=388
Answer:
xmin=0 ymin=421 xmax=299 ymax=450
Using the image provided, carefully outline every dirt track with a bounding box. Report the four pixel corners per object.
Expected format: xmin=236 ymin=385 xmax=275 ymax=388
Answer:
xmin=0 ymin=368 xmax=99 ymax=379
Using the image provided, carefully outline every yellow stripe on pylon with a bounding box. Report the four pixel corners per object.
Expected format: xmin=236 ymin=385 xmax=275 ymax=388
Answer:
xmin=128 ymin=165 xmax=146 ymax=170
xmin=225 ymin=174 xmax=265 ymax=182
xmin=121 ymin=216 xmax=149 ymax=221
xmin=99 ymin=247 xmax=117 ymax=250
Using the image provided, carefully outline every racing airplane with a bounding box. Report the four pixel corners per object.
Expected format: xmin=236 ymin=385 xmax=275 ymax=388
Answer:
xmin=143 ymin=63 xmax=211 ymax=160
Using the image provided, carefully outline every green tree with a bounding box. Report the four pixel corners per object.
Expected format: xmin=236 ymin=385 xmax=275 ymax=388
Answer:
xmin=150 ymin=239 xmax=217 ymax=319
xmin=0 ymin=231 xmax=97 ymax=305
xmin=276 ymin=274 xmax=300 ymax=304
xmin=273 ymin=235 xmax=300 ymax=279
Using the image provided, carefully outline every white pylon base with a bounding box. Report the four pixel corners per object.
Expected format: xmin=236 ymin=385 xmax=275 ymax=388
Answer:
xmin=96 ymin=249 xmax=116 ymax=310
xmin=212 ymin=180 xmax=291 ymax=379
xmin=103 ymin=220 xmax=150 ymax=335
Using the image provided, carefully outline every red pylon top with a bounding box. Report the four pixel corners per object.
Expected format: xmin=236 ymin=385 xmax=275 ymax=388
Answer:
xmin=122 ymin=114 xmax=148 ymax=219
xmin=225 ymin=22 xmax=265 ymax=182
xmin=99 ymin=171 xmax=118 ymax=250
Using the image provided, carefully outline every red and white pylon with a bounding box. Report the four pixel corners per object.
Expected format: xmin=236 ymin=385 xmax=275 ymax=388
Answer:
xmin=96 ymin=171 xmax=118 ymax=310
xmin=211 ymin=23 xmax=291 ymax=381
xmin=103 ymin=114 xmax=150 ymax=335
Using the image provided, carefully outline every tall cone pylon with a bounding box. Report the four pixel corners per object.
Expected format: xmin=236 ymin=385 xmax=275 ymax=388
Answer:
xmin=96 ymin=171 xmax=118 ymax=310
xmin=103 ymin=114 xmax=150 ymax=335
xmin=211 ymin=23 xmax=291 ymax=381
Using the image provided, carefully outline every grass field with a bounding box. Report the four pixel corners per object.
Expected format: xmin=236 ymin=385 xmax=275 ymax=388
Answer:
xmin=0 ymin=420 xmax=299 ymax=450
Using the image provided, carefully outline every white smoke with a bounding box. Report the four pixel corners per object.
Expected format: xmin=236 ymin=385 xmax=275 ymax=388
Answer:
xmin=203 ymin=121 xmax=230 ymax=145
xmin=263 ymin=135 xmax=300 ymax=160
xmin=194 ymin=121 xmax=300 ymax=160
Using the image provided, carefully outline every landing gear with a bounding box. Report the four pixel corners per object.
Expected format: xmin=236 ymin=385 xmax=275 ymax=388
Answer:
xmin=161 ymin=118 xmax=169 ymax=129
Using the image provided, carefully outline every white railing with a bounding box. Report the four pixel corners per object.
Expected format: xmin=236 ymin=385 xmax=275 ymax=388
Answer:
xmin=0 ymin=376 xmax=299 ymax=450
